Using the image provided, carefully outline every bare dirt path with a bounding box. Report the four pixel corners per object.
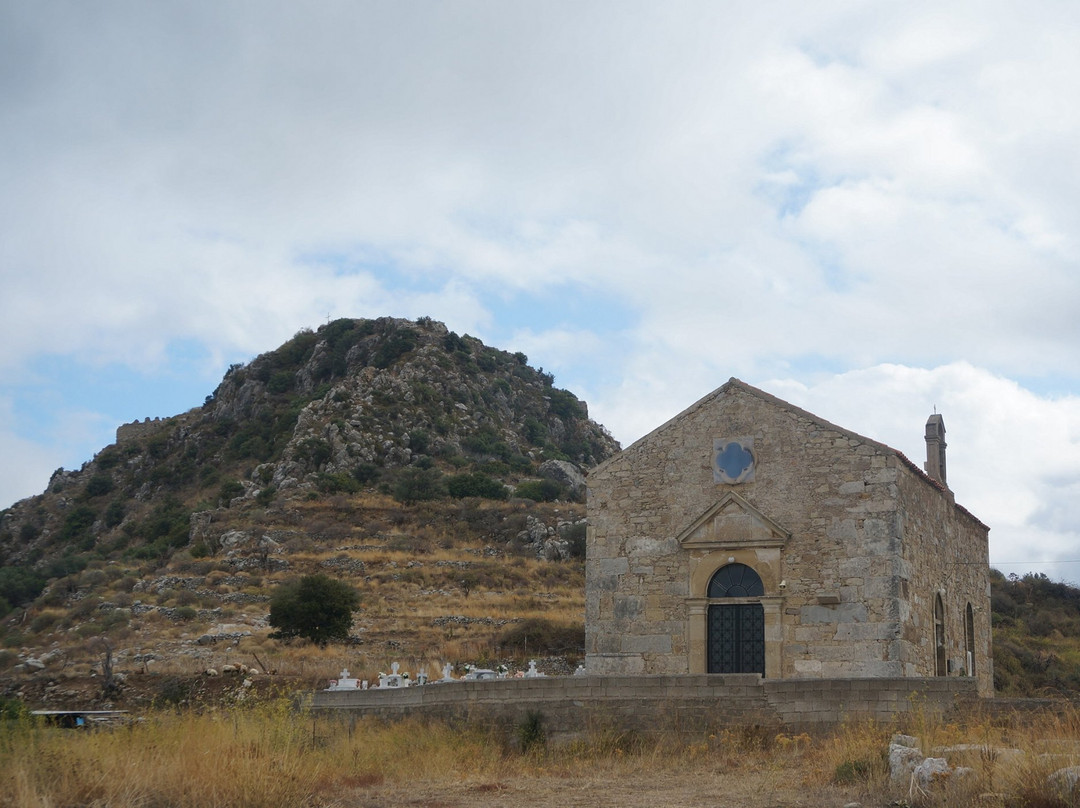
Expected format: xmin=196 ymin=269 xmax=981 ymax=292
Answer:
xmin=337 ymin=769 xmax=875 ymax=808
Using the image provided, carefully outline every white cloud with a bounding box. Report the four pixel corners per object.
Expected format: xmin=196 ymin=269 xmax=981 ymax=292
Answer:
xmin=764 ymin=364 xmax=1080 ymax=584
xmin=3 ymin=1 xmax=1080 ymax=582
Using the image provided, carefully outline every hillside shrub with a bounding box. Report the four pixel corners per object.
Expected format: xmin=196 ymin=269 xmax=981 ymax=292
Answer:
xmin=392 ymin=468 xmax=446 ymax=504
xmin=514 ymin=479 xmax=564 ymax=502
xmin=408 ymin=429 xmax=431 ymax=455
xmin=462 ymin=427 xmax=512 ymax=461
xmin=372 ymin=328 xmax=418 ymax=369
xmin=498 ymin=618 xmax=585 ymax=658
xmin=296 ymin=438 xmax=332 ymax=468
xmin=103 ymin=500 xmax=126 ymax=528
xmin=547 ymin=388 xmax=583 ymax=419
xmin=218 ymin=479 xmax=244 ymax=505
xmin=42 ymin=553 xmax=88 ymax=579
xmin=83 ymin=474 xmax=114 ymax=499
xmin=563 ymin=522 xmax=587 ymax=558
xmin=268 ymin=574 xmax=360 ymax=645
xmin=446 ymin=473 xmax=508 ymax=500
xmin=316 ymin=473 xmax=360 ymax=494
xmin=442 ymin=331 xmax=470 ymax=354
xmin=523 ymin=417 xmax=547 ymax=445
xmin=125 ymin=499 xmax=191 ymax=560
xmin=351 ymin=463 xmax=380 ymax=485
xmin=58 ymin=505 xmax=98 ymax=549
xmin=95 ymin=447 xmax=121 ymax=470
xmin=0 ymin=566 xmax=46 ymax=613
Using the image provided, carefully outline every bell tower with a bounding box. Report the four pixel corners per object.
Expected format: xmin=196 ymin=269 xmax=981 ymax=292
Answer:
xmin=924 ymin=413 xmax=947 ymax=487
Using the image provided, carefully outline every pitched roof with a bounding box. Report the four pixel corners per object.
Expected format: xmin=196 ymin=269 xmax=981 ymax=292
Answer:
xmin=590 ymin=377 xmax=988 ymax=531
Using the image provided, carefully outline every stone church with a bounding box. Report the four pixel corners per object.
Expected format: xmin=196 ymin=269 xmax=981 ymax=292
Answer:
xmin=585 ymin=379 xmax=993 ymax=697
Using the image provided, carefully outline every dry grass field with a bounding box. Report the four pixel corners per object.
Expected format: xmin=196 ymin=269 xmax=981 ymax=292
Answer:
xmin=3 ymin=698 xmax=1080 ymax=808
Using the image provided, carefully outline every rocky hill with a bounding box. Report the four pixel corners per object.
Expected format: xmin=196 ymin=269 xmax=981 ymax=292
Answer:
xmin=7 ymin=317 xmax=1080 ymax=709
xmin=0 ymin=317 xmax=619 ymax=707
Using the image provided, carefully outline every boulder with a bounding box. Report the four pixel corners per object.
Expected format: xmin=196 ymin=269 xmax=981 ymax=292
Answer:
xmin=912 ymin=757 xmax=950 ymax=789
xmin=538 ymin=459 xmax=586 ymax=496
xmin=889 ymin=742 xmax=925 ymax=785
xmin=1049 ymin=766 xmax=1080 ymax=799
xmin=541 ymin=538 xmax=571 ymax=561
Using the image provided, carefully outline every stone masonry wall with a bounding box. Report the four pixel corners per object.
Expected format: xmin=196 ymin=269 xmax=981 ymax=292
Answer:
xmin=307 ymin=676 xmax=979 ymax=742
xmin=896 ymin=467 xmax=992 ymax=696
xmin=116 ymin=417 xmax=170 ymax=444
xmin=586 ymin=382 xmax=910 ymax=678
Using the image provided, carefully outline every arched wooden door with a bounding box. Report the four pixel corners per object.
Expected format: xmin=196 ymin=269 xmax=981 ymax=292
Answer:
xmin=706 ymin=563 xmax=765 ymax=675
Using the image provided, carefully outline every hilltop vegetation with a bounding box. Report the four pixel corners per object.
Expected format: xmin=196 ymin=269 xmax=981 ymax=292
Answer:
xmin=991 ymin=569 xmax=1080 ymax=695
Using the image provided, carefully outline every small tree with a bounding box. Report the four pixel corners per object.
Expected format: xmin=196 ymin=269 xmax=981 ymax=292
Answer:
xmin=391 ymin=467 xmax=445 ymax=504
xmin=268 ymin=574 xmax=360 ymax=645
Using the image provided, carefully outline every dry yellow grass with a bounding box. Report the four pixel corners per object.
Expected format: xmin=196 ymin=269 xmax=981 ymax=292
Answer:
xmin=5 ymin=701 xmax=1080 ymax=808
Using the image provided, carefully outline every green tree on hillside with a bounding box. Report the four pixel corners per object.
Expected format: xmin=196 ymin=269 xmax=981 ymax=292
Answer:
xmin=268 ymin=574 xmax=360 ymax=645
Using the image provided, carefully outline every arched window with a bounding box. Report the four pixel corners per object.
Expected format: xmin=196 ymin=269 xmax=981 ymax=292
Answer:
xmin=707 ymin=563 xmax=765 ymax=598
xmin=965 ymin=603 xmax=976 ymax=677
xmin=934 ymin=593 xmax=947 ymax=676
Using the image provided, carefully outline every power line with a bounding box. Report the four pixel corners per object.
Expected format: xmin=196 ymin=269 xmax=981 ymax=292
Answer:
xmin=993 ymin=560 xmax=1080 ymax=565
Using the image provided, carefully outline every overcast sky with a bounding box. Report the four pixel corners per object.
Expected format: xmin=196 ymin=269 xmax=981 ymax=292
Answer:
xmin=2 ymin=1 xmax=1079 ymax=582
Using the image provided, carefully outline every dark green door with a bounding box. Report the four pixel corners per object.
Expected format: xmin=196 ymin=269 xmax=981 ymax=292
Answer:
xmin=707 ymin=603 xmax=765 ymax=674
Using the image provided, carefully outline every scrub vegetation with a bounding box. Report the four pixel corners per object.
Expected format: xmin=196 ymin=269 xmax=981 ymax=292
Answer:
xmin=4 ymin=699 xmax=1080 ymax=807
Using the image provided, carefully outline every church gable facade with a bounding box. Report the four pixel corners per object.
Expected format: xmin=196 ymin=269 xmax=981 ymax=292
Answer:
xmin=585 ymin=379 xmax=993 ymax=697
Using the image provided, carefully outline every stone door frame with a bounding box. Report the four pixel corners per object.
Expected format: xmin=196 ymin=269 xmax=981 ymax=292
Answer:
xmin=687 ymin=550 xmax=782 ymax=676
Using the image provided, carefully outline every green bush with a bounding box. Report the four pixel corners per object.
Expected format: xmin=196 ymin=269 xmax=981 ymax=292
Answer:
xmin=547 ymin=388 xmax=583 ymax=419
xmin=523 ymin=417 xmax=547 ymax=445
xmin=446 ymin=473 xmax=508 ymax=500
xmin=442 ymin=331 xmax=470 ymax=354
xmin=408 ymin=429 xmax=431 ymax=455
xmin=372 ymin=328 xmax=418 ymax=369
xmin=58 ymin=505 xmax=98 ymax=547
xmin=124 ymin=498 xmax=191 ymax=559
xmin=563 ymin=522 xmax=587 ymax=558
xmin=392 ymin=468 xmax=446 ymax=504
xmin=514 ymin=479 xmax=564 ymax=502
xmin=218 ymin=479 xmax=244 ymax=504
xmin=267 ymin=370 xmax=295 ymax=394
xmin=83 ymin=474 xmax=114 ymax=498
xmin=351 ymin=463 xmax=380 ymax=485
xmin=833 ymin=759 xmax=875 ymax=784
xmin=95 ymin=447 xmax=122 ymax=470
xmin=516 ymin=710 xmax=546 ymax=753
xmin=103 ymin=501 xmax=126 ymax=528
xmin=498 ymin=618 xmax=584 ymax=657
xmin=296 ymin=438 xmax=332 ymax=468
xmin=0 ymin=567 xmax=46 ymax=611
xmin=462 ymin=427 xmax=512 ymax=461
xmin=316 ymin=473 xmax=360 ymax=494
xmin=0 ymin=695 xmax=26 ymax=720
xmin=268 ymin=574 xmax=360 ymax=645
xmin=155 ymin=676 xmax=192 ymax=708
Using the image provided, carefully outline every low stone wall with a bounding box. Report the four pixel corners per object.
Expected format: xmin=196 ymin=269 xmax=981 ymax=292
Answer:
xmin=306 ymin=675 xmax=980 ymax=742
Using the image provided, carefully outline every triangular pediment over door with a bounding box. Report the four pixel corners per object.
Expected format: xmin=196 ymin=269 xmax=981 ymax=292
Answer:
xmin=676 ymin=491 xmax=791 ymax=550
